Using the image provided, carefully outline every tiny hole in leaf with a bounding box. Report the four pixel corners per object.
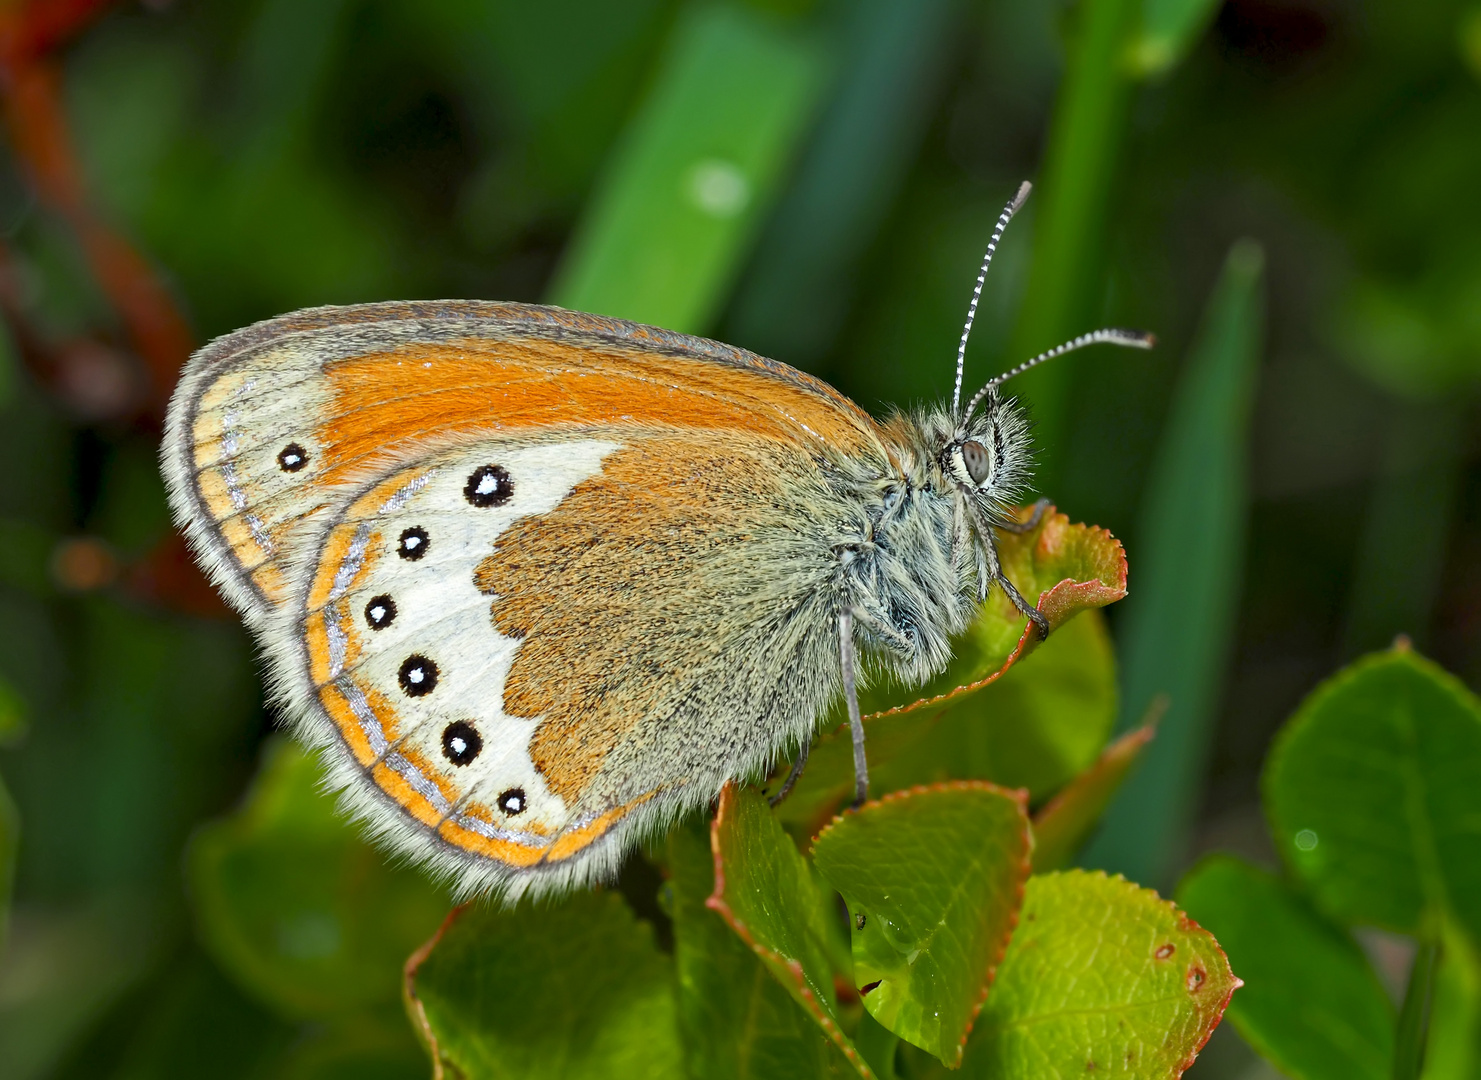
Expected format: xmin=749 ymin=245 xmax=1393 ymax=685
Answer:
xmin=1186 ymin=966 xmax=1205 ymax=992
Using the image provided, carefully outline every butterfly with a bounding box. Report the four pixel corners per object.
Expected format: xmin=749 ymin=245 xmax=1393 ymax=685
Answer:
xmin=161 ymin=182 xmax=1151 ymax=898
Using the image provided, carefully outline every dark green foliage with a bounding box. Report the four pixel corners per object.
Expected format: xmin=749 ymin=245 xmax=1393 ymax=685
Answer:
xmin=1180 ymin=856 xmax=1394 ymax=1080
xmin=188 ymin=739 xmax=449 ymax=1019
xmin=2 ymin=0 xmax=1479 ymax=1076
xmin=406 ymin=893 xmax=684 ymax=1079
xmin=1179 ymin=643 xmax=1481 ymax=1078
xmin=1264 ymin=649 xmax=1481 ymax=941
xmin=811 ymin=784 xmax=1030 ymax=1066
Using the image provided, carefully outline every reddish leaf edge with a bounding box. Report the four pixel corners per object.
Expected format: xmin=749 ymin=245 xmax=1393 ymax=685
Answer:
xmin=864 ymin=516 xmax=1127 ymax=723
xmin=403 ymin=902 xmax=470 ymax=1080
xmin=1027 ymin=870 xmax=1243 ymax=1078
xmin=814 ymin=780 xmax=1034 ymax=1067
xmin=706 ymin=782 xmax=876 ymax=1080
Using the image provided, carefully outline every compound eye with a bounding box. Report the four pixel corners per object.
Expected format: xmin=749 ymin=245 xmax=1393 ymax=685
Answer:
xmin=962 ymin=440 xmax=992 ymax=485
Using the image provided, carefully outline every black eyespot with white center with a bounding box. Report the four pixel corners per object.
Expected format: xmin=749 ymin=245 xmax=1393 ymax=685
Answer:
xmin=499 ymin=788 xmax=526 ymax=815
xmin=364 ymin=594 xmax=396 ymax=631
xmin=441 ymin=720 xmax=481 ymax=766
xmin=464 ymin=464 xmax=513 ymax=507
xmin=398 ymin=527 xmax=429 ymax=561
xmin=398 ymin=655 xmax=438 ymax=697
xmin=962 ymin=439 xmax=992 ymax=485
xmin=277 ymin=442 xmax=309 ymax=472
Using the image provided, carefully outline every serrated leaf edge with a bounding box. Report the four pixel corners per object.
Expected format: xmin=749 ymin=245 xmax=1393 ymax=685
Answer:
xmin=812 ymin=780 xmax=1034 ymax=1068
xmin=706 ymin=784 xmax=876 ymax=1080
xmin=864 ymin=518 xmax=1127 ymax=723
xmin=403 ymin=903 xmax=468 ymax=1080
xmin=1003 ymin=869 xmax=1242 ymax=1078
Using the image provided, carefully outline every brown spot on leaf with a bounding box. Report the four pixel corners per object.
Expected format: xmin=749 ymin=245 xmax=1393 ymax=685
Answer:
xmin=1187 ymin=966 xmax=1206 ymax=992
xmin=1156 ymin=943 xmax=1176 ymax=960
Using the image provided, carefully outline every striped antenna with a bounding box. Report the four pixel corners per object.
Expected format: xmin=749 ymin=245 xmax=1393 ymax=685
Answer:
xmin=961 ymin=327 xmax=1156 ymax=421
xmin=951 ymin=181 xmax=1032 ymax=416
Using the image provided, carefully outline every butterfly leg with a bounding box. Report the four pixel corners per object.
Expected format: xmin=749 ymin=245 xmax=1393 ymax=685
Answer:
xmin=839 ymin=609 xmax=869 ymax=807
xmin=969 ymin=500 xmax=1050 ymax=640
xmin=979 ymin=518 xmax=1049 ymax=640
xmin=996 ymin=496 xmax=1051 ymax=535
xmin=768 ymin=738 xmax=811 ymax=807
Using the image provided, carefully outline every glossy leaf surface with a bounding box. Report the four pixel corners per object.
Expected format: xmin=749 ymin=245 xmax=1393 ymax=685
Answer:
xmin=966 ymin=870 xmax=1238 ymax=1078
xmin=811 ymin=782 xmax=1031 ymax=1066
xmin=668 ymin=821 xmax=850 ymax=1079
xmin=709 ymin=784 xmax=873 ymax=1078
xmin=405 ymin=892 xmax=683 ymax=1080
xmin=1264 ymin=647 xmax=1481 ymax=939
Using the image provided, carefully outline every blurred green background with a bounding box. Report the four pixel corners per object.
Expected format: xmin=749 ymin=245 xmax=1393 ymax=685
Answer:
xmin=0 ymin=0 xmax=1477 ymax=1076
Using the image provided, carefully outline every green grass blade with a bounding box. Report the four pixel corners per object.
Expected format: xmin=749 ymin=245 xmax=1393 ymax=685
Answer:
xmin=1004 ymin=0 xmax=1141 ymax=482
xmin=723 ymin=0 xmax=959 ymax=367
xmin=548 ymin=3 xmax=828 ymax=333
xmin=1128 ymin=0 xmax=1226 ymax=76
xmin=1083 ymin=240 xmax=1265 ymax=889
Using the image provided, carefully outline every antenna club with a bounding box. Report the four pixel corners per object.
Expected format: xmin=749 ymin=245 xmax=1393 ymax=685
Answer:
xmin=1010 ymin=180 xmax=1032 ymax=213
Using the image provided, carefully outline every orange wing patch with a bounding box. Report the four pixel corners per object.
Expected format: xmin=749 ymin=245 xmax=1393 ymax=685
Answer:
xmin=167 ymin=301 xmax=890 ymax=623
xmin=319 ymin=334 xmax=885 ymax=484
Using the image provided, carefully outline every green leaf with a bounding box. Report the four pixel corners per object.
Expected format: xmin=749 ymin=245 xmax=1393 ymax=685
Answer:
xmin=1003 ymin=0 xmax=1141 ymax=468
xmin=188 ymin=739 xmax=450 ymax=1019
xmin=1263 ymin=646 xmax=1481 ymax=941
xmin=548 ymin=3 xmax=827 ymax=333
xmin=0 ymin=674 xmax=25 ymax=744
xmin=404 ymin=892 xmax=683 ymax=1080
xmin=270 ymin=1022 xmax=428 ymax=1080
xmin=775 ymin=509 xmax=1126 ymax=828
xmin=708 ymin=783 xmax=874 ymax=1078
xmin=1126 ymin=0 xmax=1225 ymax=77
xmin=1177 ymin=855 xmax=1394 ymax=1080
xmin=1087 ymin=239 xmax=1264 ymax=890
xmin=46 ymin=949 xmax=298 ymax=1080
xmin=668 ymin=821 xmax=850 ymax=1079
xmin=1031 ymin=719 xmax=1157 ymax=873
xmin=965 ymin=869 xmax=1239 ymax=1079
xmin=1424 ymin=919 xmax=1481 ymax=1080
xmin=1396 ymin=940 xmax=1440 ymax=1080
xmin=811 ymin=782 xmax=1032 ymax=1067
xmin=0 ymin=766 xmax=17 ymax=951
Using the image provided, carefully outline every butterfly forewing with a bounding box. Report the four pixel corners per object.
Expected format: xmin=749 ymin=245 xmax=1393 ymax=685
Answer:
xmin=164 ymin=301 xmax=893 ymax=894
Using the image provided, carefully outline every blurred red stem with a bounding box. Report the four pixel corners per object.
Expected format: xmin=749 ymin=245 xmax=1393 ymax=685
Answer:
xmin=0 ymin=0 xmax=194 ymax=415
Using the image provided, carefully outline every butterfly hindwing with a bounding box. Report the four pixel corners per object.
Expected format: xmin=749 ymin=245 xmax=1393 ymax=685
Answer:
xmin=285 ymin=425 xmax=875 ymax=894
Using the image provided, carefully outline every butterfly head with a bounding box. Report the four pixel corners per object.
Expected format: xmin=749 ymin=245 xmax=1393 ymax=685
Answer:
xmin=939 ymin=388 xmax=1033 ymax=507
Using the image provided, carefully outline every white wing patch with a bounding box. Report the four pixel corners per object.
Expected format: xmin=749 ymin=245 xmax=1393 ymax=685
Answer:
xmin=293 ymin=438 xmax=618 ymax=851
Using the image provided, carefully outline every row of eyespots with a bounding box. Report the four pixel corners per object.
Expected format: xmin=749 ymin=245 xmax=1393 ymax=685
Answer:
xmin=376 ymin=466 xmax=522 ymax=815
